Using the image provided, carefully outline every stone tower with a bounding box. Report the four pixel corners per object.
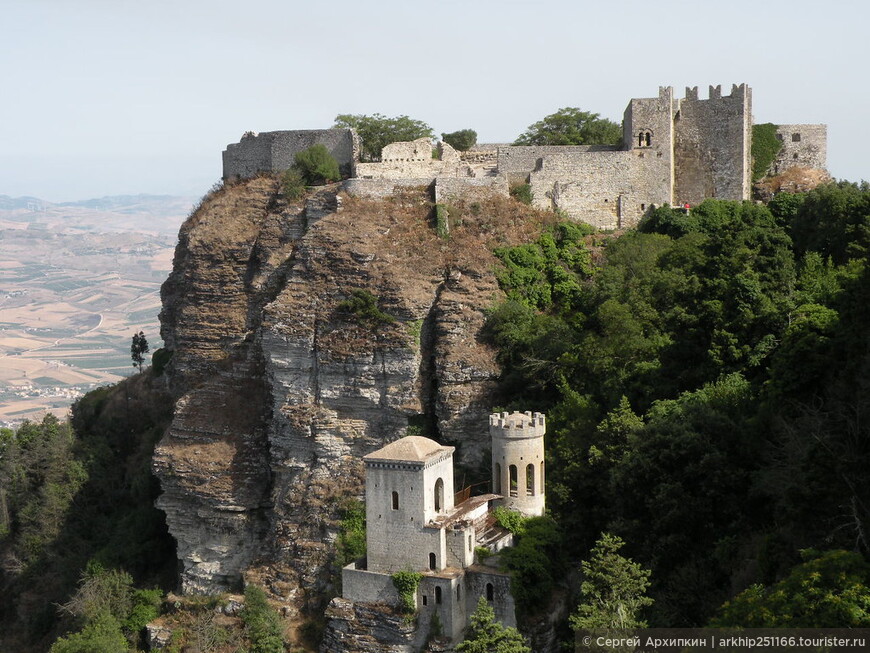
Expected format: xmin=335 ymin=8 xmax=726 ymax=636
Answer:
xmin=490 ymin=411 xmax=546 ymax=516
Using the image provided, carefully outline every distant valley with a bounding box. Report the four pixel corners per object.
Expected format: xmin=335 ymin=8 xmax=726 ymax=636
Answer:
xmin=0 ymin=193 xmax=194 ymax=426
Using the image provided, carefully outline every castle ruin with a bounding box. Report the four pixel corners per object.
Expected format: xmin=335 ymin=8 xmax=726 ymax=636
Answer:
xmin=222 ymin=84 xmax=827 ymax=230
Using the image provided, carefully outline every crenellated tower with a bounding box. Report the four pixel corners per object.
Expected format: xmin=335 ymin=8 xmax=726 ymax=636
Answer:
xmin=490 ymin=411 xmax=546 ymax=516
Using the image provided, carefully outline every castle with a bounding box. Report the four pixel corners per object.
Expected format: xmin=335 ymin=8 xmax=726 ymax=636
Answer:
xmin=222 ymin=84 xmax=827 ymax=230
xmin=338 ymin=411 xmax=546 ymax=646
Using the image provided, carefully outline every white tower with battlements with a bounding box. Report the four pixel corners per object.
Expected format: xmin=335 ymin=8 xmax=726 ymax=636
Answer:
xmin=489 ymin=411 xmax=546 ymax=516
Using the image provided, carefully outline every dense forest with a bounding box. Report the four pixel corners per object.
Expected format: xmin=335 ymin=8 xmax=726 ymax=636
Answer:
xmin=485 ymin=181 xmax=870 ymax=626
xmin=2 ymin=180 xmax=870 ymax=650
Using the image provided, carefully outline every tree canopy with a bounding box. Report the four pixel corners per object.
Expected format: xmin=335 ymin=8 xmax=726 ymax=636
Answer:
xmin=441 ymin=129 xmax=477 ymax=151
xmin=571 ymin=533 xmax=653 ymax=630
xmin=514 ymin=108 xmax=622 ymax=146
xmin=334 ymin=113 xmax=433 ymax=161
xmin=457 ymin=597 xmax=530 ymax=653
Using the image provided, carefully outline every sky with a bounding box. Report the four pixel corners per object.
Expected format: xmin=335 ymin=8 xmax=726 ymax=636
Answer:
xmin=2 ymin=0 xmax=867 ymax=202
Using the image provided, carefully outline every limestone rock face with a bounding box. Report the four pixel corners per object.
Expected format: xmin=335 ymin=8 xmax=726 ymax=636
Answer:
xmin=153 ymin=177 xmax=546 ymax=627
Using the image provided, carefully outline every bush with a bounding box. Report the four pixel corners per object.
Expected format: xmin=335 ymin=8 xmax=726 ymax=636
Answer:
xmin=335 ymin=498 xmax=366 ymax=567
xmin=510 ymin=183 xmax=533 ymax=205
xmin=294 ymin=144 xmax=340 ymax=184
xmin=435 ymin=204 xmax=449 ymax=238
xmin=492 ymin=506 xmax=528 ymax=535
xmin=441 ymin=129 xmax=477 ymax=151
xmin=280 ymin=168 xmax=306 ymax=200
xmin=338 ymin=289 xmax=395 ymax=327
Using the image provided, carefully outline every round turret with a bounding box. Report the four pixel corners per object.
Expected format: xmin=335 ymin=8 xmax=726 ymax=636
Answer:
xmin=489 ymin=411 xmax=545 ymax=516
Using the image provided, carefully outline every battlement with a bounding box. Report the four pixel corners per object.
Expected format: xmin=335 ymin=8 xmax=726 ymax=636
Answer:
xmin=682 ymin=83 xmax=749 ymax=102
xmin=489 ymin=411 xmax=546 ymax=439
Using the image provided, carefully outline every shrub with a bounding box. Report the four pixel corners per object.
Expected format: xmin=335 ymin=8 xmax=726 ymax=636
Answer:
xmin=510 ymin=183 xmax=533 ymax=205
xmin=492 ymin=506 xmax=528 ymax=535
xmin=475 ymin=546 xmax=492 ymax=562
xmin=338 ymin=289 xmax=395 ymax=326
xmin=441 ymin=129 xmax=477 ymax=151
xmin=435 ymin=204 xmax=449 ymax=238
xmin=281 ymin=168 xmax=306 ymax=200
xmin=335 ymin=498 xmax=366 ymax=567
xmin=294 ymin=144 xmax=340 ymax=184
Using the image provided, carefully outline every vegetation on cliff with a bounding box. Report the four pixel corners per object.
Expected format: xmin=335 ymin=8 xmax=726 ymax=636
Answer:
xmin=484 ymin=182 xmax=870 ymax=627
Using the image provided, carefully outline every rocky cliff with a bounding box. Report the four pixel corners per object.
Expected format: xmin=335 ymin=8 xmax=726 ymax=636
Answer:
xmin=153 ymin=175 xmax=549 ymax=640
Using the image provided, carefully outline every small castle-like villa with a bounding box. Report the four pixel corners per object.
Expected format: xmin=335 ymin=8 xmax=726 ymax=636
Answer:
xmin=340 ymin=411 xmax=546 ymax=644
xmin=222 ymin=83 xmax=827 ymax=230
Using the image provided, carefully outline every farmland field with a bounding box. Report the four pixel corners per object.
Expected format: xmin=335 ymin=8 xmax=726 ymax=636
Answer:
xmin=0 ymin=194 xmax=194 ymax=426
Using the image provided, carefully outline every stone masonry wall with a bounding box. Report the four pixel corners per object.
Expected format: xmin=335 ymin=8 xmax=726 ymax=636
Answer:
xmin=529 ymin=150 xmax=670 ymax=229
xmin=772 ymin=124 xmax=827 ymax=174
xmin=466 ymin=569 xmax=516 ymax=629
xmin=498 ymin=145 xmax=620 ymax=184
xmin=674 ymin=84 xmax=752 ymax=205
xmin=222 ymin=129 xmax=358 ymax=179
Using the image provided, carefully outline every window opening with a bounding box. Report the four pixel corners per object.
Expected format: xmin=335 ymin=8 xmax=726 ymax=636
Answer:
xmin=435 ymin=586 xmax=442 ymax=604
xmin=429 ymin=552 xmax=436 ymax=570
xmin=486 ymin=583 xmax=494 ymax=601
xmin=509 ymin=465 xmax=518 ymax=497
xmin=526 ymin=464 xmax=535 ymax=496
xmin=494 ymin=463 xmax=502 ymax=494
xmin=391 ymin=491 xmax=399 ymax=510
xmin=434 ymin=477 xmax=444 ymax=512
xmin=422 ymin=595 xmax=428 ymax=606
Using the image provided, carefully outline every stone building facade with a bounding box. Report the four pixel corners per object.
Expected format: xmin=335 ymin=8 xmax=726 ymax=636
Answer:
xmin=770 ymin=124 xmax=827 ymax=175
xmin=339 ymin=411 xmax=546 ymax=646
xmin=221 ymin=84 xmax=826 ymax=230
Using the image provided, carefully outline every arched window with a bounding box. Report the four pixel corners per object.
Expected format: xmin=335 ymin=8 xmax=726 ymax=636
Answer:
xmin=435 ymin=586 xmax=442 ymax=604
xmin=391 ymin=491 xmax=399 ymax=510
xmin=645 ymin=131 xmax=652 ymax=147
xmin=509 ymin=465 xmax=518 ymax=497
xmin=486 ymin=583 xmax=494 ymax=602
xmin=429 ymin=552 xmax=437 ymax=570
xmin=526 ymin=464 xmax=535 ymax=496
xmin=434 ymin=478 xmax=444 ymax=512
xmin=638 ymin=132 xmax=644 ymax=147
xmin=494 ymin=463 xmax=502 ymax=494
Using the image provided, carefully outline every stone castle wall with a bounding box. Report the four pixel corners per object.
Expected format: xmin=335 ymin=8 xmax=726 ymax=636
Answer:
xmin=529 ymin=149 xmax=670 ymax=229
xmin=674 ymin=84 xmax=752 ymax=205
xmin=222 ymin=129 xmax=358 ymax=179
xmin=772 ymin=124 xmax=827 ymax=174
xmin=498 ymin=144 xmax=620 ymax=184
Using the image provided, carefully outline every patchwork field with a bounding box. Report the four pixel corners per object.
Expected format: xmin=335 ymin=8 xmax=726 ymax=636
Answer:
xmin=0 ymin=194 xmax=194 ymax=426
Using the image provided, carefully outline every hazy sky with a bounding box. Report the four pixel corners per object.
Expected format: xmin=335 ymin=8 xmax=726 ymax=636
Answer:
xmin=2 ymin=0 xmax=867 ymax=202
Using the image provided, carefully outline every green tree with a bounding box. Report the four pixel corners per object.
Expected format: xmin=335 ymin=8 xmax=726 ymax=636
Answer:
xmin=514 ymin=108 xmax=622 ymax=146
xmin=441 ymin=129 xmax=477 ymax=151
xmin=571 ymin=533 xmax=653 ymax=630
xmin=334 ymin=113 xmax=433 ymax=161
xmin=293 ymin=144 xmax=340 ymax=184
xmin=711 ymin=549 xmax=870 ymax=627
xmin=457 ymin=597 xmax=530 ymax=653
xmin=241 ymin=585 xmax=285 ymax=653
xmin=130 ymin=331 xmax=149 ymax=372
